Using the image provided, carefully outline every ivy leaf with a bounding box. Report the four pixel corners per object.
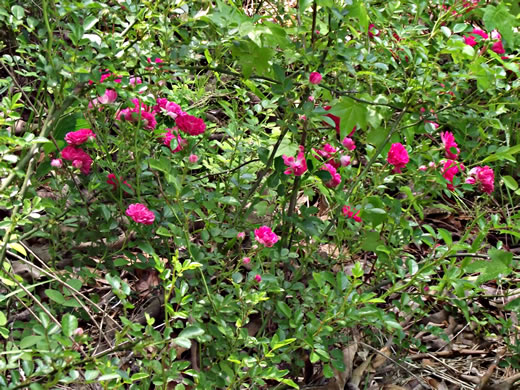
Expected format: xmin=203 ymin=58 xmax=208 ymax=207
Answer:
xmin=328 ymin=98 xmax=367 ymax=139
xmin=483 ymin=3 xmax=515 ymax=46
xmin=464 ymin=249 xmax=513 ymax=284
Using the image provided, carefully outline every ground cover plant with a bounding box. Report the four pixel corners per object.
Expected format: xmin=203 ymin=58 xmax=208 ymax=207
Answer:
xmin=1 ymin=0 xmax=520 ymax=388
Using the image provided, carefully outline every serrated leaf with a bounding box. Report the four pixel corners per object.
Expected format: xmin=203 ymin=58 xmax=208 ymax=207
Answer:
xmin=327 ymin=98 xmax=367 ymax=139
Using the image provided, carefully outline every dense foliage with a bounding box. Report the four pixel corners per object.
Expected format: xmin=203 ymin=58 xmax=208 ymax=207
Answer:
xmin=1 ymin=0 xmax=520 ymax=388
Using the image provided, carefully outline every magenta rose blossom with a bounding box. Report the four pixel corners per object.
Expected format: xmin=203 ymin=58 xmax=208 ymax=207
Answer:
xmin=65 ymin=128 xmax=96 ymax=146
xmin=176 ymin=113 xmax=206 ymax=136
xmin=441 ymin=159 xmax=464 ymax=191
xmin=162 ymin=128 xmax=186 ymax=153
xmin=50 ymin=158 xmax=63 ymax=168
xmin=463 ymin=35 xmax=477 ymax=47
xmin=309 ymin=72 xmax=322 ymax=85
xmin=440 ymin=131 xmax=460 ymax=159
xmin=254 ymin=274 xmax=262 ymax=282
xmin=282 ymin=145 xmax=307 ymax=176
xmin=491 ymin=40 xmax=505 ymax=54
xmin=254 ymin=226 xmax=279 ymax=247
xmin=126 ymin=203 xmax=155 ymax=225
xmin=466 ymin=166 xmax=494 ymax=194
xmin=321 ymin=163 xmax=342 ymax=188
xmin=387 ymin=143 xmax=409 ymax=173
xmin=342 ymin=205 xmax=362 ymax=223
xmin=61 ymin=146 xmax=93 ymax=175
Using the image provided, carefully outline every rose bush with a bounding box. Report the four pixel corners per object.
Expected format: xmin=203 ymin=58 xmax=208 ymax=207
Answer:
xmin=1 ymin=0 xmax=519 ymax=389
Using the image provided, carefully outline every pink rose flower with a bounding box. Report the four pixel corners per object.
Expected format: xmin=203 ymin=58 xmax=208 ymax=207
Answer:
xmin=162 ymin=128 xmax=186 ymax=153
xmin=176 ymin=113 xmax=206 ymax=136
xmin=387 ymin=143 xmax=409 ymax=173
xmin=254 ymin=274 xmax=262 ymax=283
xmin=117 ymin=99 xmax=157 ymax=130
xmin=440 ymin=159 xmax=464 ymax=191
xmin=321 ymin=163 xmax=341 ymax=188
xmin=418 ymin=165 xmax=427 ymax=171
xmin=340 ymin=155 xmax=351 ymax=167
xmin=342 ymin=205 xmax=362 ymax=222
xmin=51 ymin=158 xmax=62 ymax=168
xmin=440 ymin=131 xmax=460 ymax=160
xmin=237 ymin=232 xmax=245 ymax=240
xmin=243 ymin=257 xmax=250 ymax=264
xmin=491 ymin=40 xmax=505 ymax=55
xmin=254 ymin=226 xmax=279 ymax=247
xmin=126 ymin=203 xmax=155 ymax=225
xmin=309 ymin=72 xmax=323 ymax=85
xmin=282 ymin=145 xmax=307 ymax=176
xmin=471 ymin=27 xmax=488 ymax=40
xmin=147 ymin=57 xmax=163 ymax=64
xmin=65 ymin=128 xmax=96 ymax=146
xmin=61 ymin=146 xmax=93 ymax=175
xmin=466 ymin=166 xmax=494 ymax=194
xmin=491 ymin=30 xmax=501 ymax=40
xmin=107 ymin=173 xmax=131 ymax=191
xmin=463 ymin=35 xmax=477 ymax=47
xmin=98 ymin=89 xmax=118 ymax=104
xmin=368 ymin=24 xmax=380 ymax=38
xmin=154 ymin=98 xmax=183 ymax=119
xmin=188 ymin=154 xmax=199 ymax=163
xmin=342 ymin=137 xmax=356 ymax=151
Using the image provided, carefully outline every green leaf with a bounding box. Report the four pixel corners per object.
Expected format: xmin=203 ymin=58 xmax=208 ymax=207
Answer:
xmin=173 ymin=337 xmax=191 ymax=349
xmin=0 ymin=311 xmax=6 ymax=326
xmin=83 ymin=16 xmax=98 ymax=31
xmin=45 ymin=289 xmax=65 ymax=304
xmin=7 ymin=242 xmax=26 ymax=256
xmin=131 ymin=372 xmax=150 ymax=381
xmin=361 ymin=207 xmax=387 ymax=226
xmin=465 ymin=249 xmax=513 ymax=283
xmin=327 ymin=98 xmax=367 ymax=139
xmin=502 ymin=175 xmax=518 ymax=191
xmin=84 ymin=370 xmax=99 ymax=381
xmin=11 ymin=5 xmax=25 ymax=19
xmin=483 ymin=3 xmax=515 ymax=45
xmin=98 ymin=373 xmax=120 ymax=382
xmin=271 ymin=338 xmax=296 ymax=351
xmin=437 ymin=228 xmax=452 ymax=246
xmin=53 ymin=114 xmax=90 ymax=145
xmin=20 ymin=335 xmax=43 ymax=349
xmin=62 ymin=314 xmax=78 ymax=338
xmin=0 ymin=327 xmax=9 ymax=339
xmin=179 ymin=325 xmax=204 ymax=339
xmin=352 ymin=262 xmax=363 ymax=278
xmin=281 ymin=378 xmax=299 ymax=389
xmin=276 ymin=301 xmax=292 ymax=319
